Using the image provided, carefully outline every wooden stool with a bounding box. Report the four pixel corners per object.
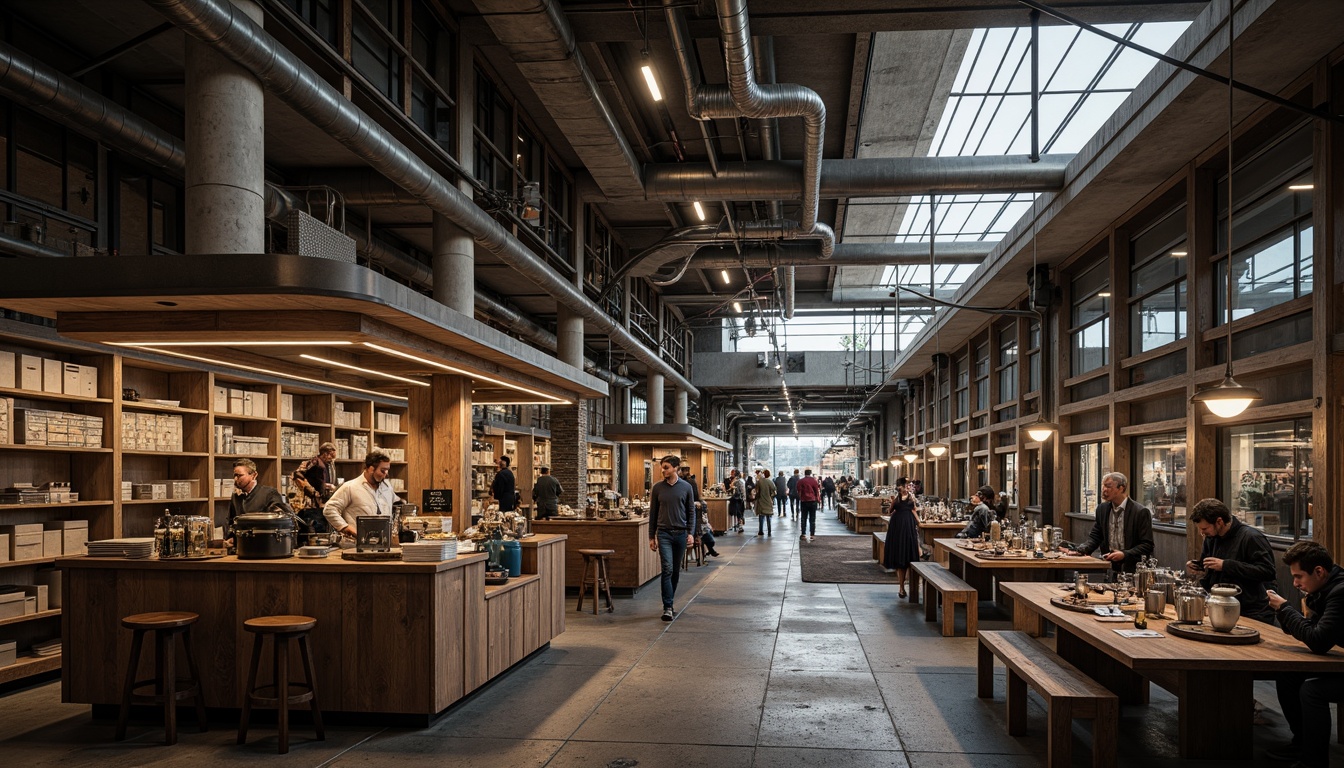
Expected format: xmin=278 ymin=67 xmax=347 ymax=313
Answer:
xmin=576 ymin=548 xmax=615 ymax=614
xmin=116 ymin=611 xmax=208 ymax=745
xmin=238 ymin=615 xmax=324 ymax=754
xmin=682 ymin=539 xmax=705 ymax=569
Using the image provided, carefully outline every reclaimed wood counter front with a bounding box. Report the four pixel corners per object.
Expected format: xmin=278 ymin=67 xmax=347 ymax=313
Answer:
xmin=58 ymin=534 xmax=566 ymax=722
xmin=531 ymin=517 xmax=659 ymax=591
xmin=704 ymin=498 xmax=730 ymax=534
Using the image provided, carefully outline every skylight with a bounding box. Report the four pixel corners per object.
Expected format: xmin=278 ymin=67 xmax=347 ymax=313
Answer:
xmin=880 ymin=20 xmax=1192 ymax=292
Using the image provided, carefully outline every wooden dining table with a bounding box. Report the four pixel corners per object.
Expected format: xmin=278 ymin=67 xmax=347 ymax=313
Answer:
xmin=933 ymin=537 xmax=1112 ymax=609
xmin=917 ymin=521 xmax=966 ymax=560
xmin=1000 ymin=581 xmax=1344 ymax=760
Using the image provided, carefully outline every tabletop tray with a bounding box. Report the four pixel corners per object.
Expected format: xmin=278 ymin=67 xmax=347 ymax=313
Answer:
xmin=341 ymin=550 xmax=403 ymax=561
xmin=1050 ymin=595 xmax=1137 ymax=613
xmin=1167 ymin=621 xmax=1261 ymax=645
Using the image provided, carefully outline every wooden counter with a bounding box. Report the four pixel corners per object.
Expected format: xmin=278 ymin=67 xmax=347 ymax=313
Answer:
xmin=531 ymin=517 xmax=660 ymax=591
xmin=704 ymin=498 xmax=730 ymax=533
xmin=58 ymin=534 xmax=566 ymax=723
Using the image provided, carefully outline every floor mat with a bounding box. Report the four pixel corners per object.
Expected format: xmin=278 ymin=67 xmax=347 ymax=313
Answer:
xmin=798 ymin=535 xmax=903 ymax=584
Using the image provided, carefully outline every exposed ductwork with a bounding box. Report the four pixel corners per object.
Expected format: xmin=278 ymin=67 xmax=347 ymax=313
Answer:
xmin=477 ymin=0 xmax=643 ymax=199
xmin=639 ymin=155 xmax=1073 ymax=202
xmin=142 ymin=0 xmax=697 ymax=397
xmin=624 ymin=231 xmax=993 ymax=278
xmin=665 ymin=0 xmax=834 ymax=258
xmin=0 ymin=29 xmax=644 ymax=392
xmin=781 ymin=265 xmax=796 ymax=320
xmin=0 ymin=40 xmax=183 ymax=173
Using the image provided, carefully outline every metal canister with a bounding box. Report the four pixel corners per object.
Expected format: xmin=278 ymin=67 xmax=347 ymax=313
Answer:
xmin=1145 ymin=587 xmax=1166 ymax=617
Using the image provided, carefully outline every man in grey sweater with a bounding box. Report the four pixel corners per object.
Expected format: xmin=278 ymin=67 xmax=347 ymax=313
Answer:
xmin=648 ymin=455 xmax=698 ymax=621
xmin=532 ymin=466 xmax=562 ymax=520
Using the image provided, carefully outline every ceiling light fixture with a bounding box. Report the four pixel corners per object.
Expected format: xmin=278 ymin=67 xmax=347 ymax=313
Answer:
xmin=732 ymin=301 xmax=743 ymax=313
xmin=693 ymin=201 xmax=706 ymax=221
xmin=120 ymin=345 xmax=406 ymax=401
xmin=362 ymin=343 xmax=571 ymax=404
xmin=903 ymin=450 xmax=918 ymax=464
xmin=1097 ymin=291 xmax=1111 ymax=298
xmin=299 ymin=354 xmax=430 ymax=387
xmin=720 ymin=269 xmax=731 ymax=284
xmin=1170 ymin=250 xmax=1188 ymax=257
xmin=107 ymin=341 xmax=355 ymax=347
xmin=641 ymin=65 xmax=662 ymax=101
xmin=1288 ymin=183 xmax=1314 ymax=190
xmin=1191 ymin=0 xmax=1261 ymax=420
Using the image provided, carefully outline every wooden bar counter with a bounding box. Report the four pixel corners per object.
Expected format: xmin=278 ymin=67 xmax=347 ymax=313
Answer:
xmin=58 ymin=534 xmax=566 ymax=724
xmin=531 ymin=517 xmax=660 ymax=591
xmin=704 ymin=498 xmax=730 ymax=533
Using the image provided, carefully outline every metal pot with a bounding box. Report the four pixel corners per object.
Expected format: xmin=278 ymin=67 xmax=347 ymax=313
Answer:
xmin=1207 ymin=584 xmax=1243 ymax=632
xmin=1175 ymin=585 xmax=1207 ymax=624
xmin=1145 ymin=587 xmax=1166 ymax=616
xmin=234 ymin=512 xmax=295 ymax=559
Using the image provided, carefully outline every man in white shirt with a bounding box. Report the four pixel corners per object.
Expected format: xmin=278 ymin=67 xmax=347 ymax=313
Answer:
xmin=323 ymin=451 xmax=398 ymax=546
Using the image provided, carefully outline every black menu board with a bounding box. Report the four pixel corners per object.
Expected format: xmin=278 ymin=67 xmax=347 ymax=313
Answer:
xmin=423 ymin=489 xmax=452 ymax=514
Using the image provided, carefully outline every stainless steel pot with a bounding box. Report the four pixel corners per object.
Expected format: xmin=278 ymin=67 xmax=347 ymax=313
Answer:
xmin=235 ymin=512 xmax=295 ymax=559
xmin=1145 ymin=587 xmax=1166 ymax=617
xmin=1175 ymin=585 xmax=1207 ymax=623
xmin=1207 ymin=584 xmax=1243 ymax=632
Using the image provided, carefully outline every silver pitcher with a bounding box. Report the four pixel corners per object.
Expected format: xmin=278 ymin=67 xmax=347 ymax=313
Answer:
xmin=1174 ymin=584 xmax=1207 ymax=624
xmin=1144 ymin=587 xmax=1166 ymax=617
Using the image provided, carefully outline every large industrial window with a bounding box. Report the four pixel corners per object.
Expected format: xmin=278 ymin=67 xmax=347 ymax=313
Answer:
xmin=352 ymin=1 xmax=401 ymax=102
xmin=1074 ymin=442 xmax=1103 ymax=515
xmin=1069 ymin=259 xmax=1110 ymax=376
xmin=1026 ymin=320 xmax=1041 ymax=393
xmin=1221 ymin=418 xmax=1313 ymax=540
xmin=280 ymin=0 xmax=338 ymax=46
xmin=1135 ymin=431 xmax=1186 ymax=526
xmin=1129 ymin=205 xmax=1188 ymax=354
xmin=955 ymin=355 xmax=970 ymax=420
xmin=997 ymin=325 xmax=1018 ymax=404
xmin=1214 ymin=122 xmax=1314 ymax=325
xmin=1000 ymin=452 xmax=1017 ymax=509
xmin=973 ymin=343 xmax=990 ymax=413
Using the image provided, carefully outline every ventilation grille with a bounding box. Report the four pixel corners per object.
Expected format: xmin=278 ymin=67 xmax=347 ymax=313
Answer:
xmin=285 ymin=210 xmax=355 ymax=262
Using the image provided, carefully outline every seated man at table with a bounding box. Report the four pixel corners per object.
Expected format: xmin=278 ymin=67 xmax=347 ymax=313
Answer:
xmin=1064 ymin=472 xmax=1153 ymax=573
xmin=1185 ymin=497 xmax=1276 ymax=623
xmin=956 ymin=487 xmax=996 ymax=539
xmin=1266 ymin=542 xmax=1344 ymax=768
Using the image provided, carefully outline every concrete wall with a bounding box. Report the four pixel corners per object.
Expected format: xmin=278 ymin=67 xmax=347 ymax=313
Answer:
xmin=691 ymin=351 xmax=859 ymax=388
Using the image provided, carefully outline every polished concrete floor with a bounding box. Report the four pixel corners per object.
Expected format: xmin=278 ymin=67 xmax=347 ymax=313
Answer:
xmin=0 ymin=508 xmax=1322 ymax=767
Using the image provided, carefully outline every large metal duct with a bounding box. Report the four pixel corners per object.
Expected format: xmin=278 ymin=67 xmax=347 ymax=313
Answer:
xmin=143 ymin=0 xmax=698 ymax=397
xmin=641 ymin=155 xmax=1073 ymax=201
xmin=477 ymin=0 xmax=642 ymax=199
xmin=665 ymin=0 xmax=834 ymax=258
xmin=0 ymin=40 xmax=183 ymax=173
xmin=0 ymin=32 xmax=642 ymax=391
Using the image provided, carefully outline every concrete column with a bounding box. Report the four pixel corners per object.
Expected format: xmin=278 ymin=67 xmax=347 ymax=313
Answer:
xmin=556 ymin=307 xmax=584 ymax=369
xmin=674 ymin=388 xmax=688 ymax=424
xmin=647 ymin=372 xmax=664 ymax=425
xmin=184 ymin=0 xmax=265 ymax=255
xmin=432 ymin=213 xmax=474 ymax=314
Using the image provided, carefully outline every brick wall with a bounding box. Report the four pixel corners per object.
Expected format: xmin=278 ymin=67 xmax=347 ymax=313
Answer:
xmin=550 ymin=404 xmax=588 ymax=507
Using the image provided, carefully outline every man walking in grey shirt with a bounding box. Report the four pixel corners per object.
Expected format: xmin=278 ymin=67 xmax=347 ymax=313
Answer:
xmin=648 ymin=455 xmax=698 ymax=621
xmin=532 ymin=466 xmax=562 ymax=520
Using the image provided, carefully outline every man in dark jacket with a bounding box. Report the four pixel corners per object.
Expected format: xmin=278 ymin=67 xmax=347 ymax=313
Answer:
xmin=491 ymin=455 xmax=517 ymax=512
xmin=1185 ymin=497 xmax=1276 ymax=623
xmin=787 ymin=469 xmax=801 ymax=518
xmin=532 ymin=466 xmax=562 ymax=520
xmin=1266 ymin=542 xmax=1344 ymax=768
xmin=1067 ymin=472 xmax=1154 ymax=573
xmin=821 ymin=475 xmax=836 ymax=508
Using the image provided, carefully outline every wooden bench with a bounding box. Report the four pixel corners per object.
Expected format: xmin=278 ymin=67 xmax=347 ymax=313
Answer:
xmin=909 ymin=561 xmax=977 ymax=637
xmin=872 ymin=531 xmax=886 ymax=563
xmin=977 ymin=630 xmax=1117 ymax=768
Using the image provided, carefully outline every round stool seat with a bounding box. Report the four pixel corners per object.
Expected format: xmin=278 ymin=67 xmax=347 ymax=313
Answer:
xmin=244 ymin=615 xmax=317 ymax=634
xmin=121 ymin=611 xmax=199 ymax=631
xmin=577 ymin=548 xmax=616 ymax=557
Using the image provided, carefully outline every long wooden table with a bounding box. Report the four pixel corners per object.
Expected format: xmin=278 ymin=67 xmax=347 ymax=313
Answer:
xmin=934 ymin=537 xmax=1112 ymax=609
xmin=59 ymin=535 xmax=567 ymax=723
xmin=531 ymin=517 xmax=660 ymax=591
xmin=1000 ymin=581 xmax=1344 ymax=760
xmin=917 ymin=521 xmax=965 ymax=557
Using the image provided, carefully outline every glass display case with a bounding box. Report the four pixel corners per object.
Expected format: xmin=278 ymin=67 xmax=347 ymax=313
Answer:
xmin=1220 ymin=418 xmax=1312 ymax=538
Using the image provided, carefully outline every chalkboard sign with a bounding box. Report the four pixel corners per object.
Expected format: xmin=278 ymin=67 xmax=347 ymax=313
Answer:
xmin=423 ymin=489 xmax=452 ymax=514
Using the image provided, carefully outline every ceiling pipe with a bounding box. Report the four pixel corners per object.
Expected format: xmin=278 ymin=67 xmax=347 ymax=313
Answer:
xmin=143 ymin=0 xmax=698 ymax=398
xmin=782 ymin=265 xmax=796 ymax=320
xmin=0 ymin=34 xmax=639 ymax=391
xmin=639 ymin=155 xmax=1073 ymax=201
xmin=664 ymin=0 xmax=834 ymax=258
xmin=752 ymin=36 xmax=784 ymax=221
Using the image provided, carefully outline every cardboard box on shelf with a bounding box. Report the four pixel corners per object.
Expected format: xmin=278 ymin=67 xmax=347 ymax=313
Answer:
xmin=79 ymin=365 xmax=98 ymax=398
xmin=23 ymin=596 xmax=35 ymax=615
xmin=44 ymin=520 xmax=88 ymax=555
xmin=0 ymin=533 xmax=8 ymax=563
xmin=120 ymin=481 xmax=133 ymax=501
xmin=19 ymin=355 xmax=41 ymax=391
xmin=0 ymin=350 xmax=14 ymax=389
xmin=228 ymin=388 xmax=244 ymax=415
xmin=0 ymin=594 xmax=22 ymax=620
xmin=213 ymin=385 xmax=228 ymax=413
xmin=41 ymin=358 xmax=63 ymax=394
xmin=62 ymin=363 xmax=81 ymax=396
xmin=280 ymin=393 xmax=294 ymax=420
xmin=21 ymin=585 xmax=48 ymax=613
xmin=242 ymin=391 xmax=254 ymax=417
xmin=41 ymin=530 xmax=62 ymax=558
xmin=1 ymin=524 xmax=43 ymax=561
xmin=0 ymin=640 xmax=15 ymax=667
xmin=34 ymin=569 xmax=61 ymax=608
xmin=0 ymin=396 xmax=11 ymax=444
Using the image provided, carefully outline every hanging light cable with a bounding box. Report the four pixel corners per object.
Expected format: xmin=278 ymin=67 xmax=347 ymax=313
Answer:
xmin=1192 ymin=0 xmax=1261 ymax=419
xmin=926 ymin=194 xmax=950 ymax=459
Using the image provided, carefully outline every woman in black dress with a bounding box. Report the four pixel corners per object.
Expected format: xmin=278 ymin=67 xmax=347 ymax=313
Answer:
xmin=882 ymin=476 xmax=922 ymax=598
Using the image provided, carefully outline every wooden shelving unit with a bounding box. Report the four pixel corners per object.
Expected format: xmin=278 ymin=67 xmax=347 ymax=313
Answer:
xmin=0 ymin=332 xmax=408 ymax=688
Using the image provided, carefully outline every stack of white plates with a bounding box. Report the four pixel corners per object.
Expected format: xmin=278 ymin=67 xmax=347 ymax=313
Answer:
xmin=401 ymin=540 xmax=457 ymax=561
xmin=87 ymin=538 xmax=155 ymax=558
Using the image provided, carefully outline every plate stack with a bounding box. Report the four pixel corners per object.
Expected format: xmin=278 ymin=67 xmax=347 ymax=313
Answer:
xmin=401 ymin=540 xmax=457 ymax=562
xmin=31 ymin=638 xmax=61 ymax=657
xmin=87 ymin=538 xmax=155 ymax=559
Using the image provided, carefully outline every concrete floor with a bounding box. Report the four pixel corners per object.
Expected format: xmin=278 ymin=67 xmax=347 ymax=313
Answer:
xmin=0 ymin=509 xmax=1324 ymax=767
